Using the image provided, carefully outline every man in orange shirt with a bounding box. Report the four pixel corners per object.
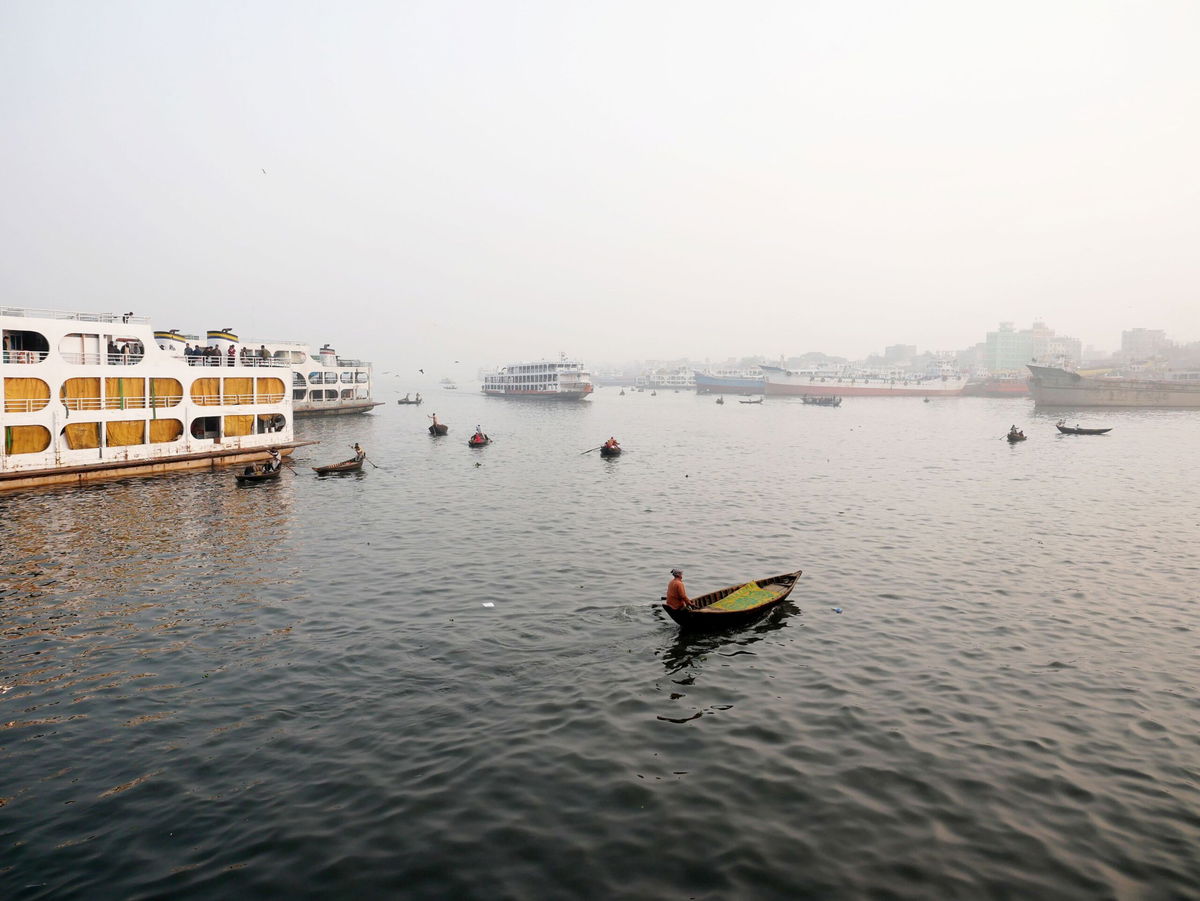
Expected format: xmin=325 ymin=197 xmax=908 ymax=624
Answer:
xmin=665 ymin=568 xmax=690 ymax=609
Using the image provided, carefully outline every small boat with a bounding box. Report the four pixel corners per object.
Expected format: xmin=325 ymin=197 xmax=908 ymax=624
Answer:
xmin=1056 ymin=421 xmax=1112 ymax=435
xmin=1007 ymin=430 xmax=1026 ymax=442
xmin=312 ymin=459 xmax=364 ymax=474
xmin=599 ymin=444 xmax=622 ymax=458
xmin=397 ymin=394 xmax=423 ymax=405
xmin=800 ymin=395 xmax=840 ymax=407
xmin=619 ymin=389 xmax=625 ymax=396
xmin=715 ymin=396 xmax=724 ymax=405
xmin=650 ymin=390 xmax=657 ymax=396
xmin=235 ymin=465 xmax=282 ymax=484
xmin=468 ymin=434 xmax=491 ymax=447
xmin=663 ymin=570 xmax=802 ymax=630
xmin=739 ymin=397 xmax=764 ymax=405
xmin=429 ymin=423 xmax=449 ymax=436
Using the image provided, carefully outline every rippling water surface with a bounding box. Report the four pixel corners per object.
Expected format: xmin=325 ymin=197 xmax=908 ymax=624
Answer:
xmin=3 ymin=390 xmax=1199 ymax=899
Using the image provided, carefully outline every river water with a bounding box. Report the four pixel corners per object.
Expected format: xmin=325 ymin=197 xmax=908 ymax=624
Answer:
xmin=2 ymin=389 xmax=1198 ymax=899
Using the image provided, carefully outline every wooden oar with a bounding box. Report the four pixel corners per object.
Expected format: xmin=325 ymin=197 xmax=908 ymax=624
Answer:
xmin=579 ymin=446 xmax=603 ymax=455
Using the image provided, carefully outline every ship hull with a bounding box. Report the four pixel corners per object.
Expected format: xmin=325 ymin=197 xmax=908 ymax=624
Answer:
xmin=1028 ymin=365 xmax=1200 ymax=407
xmin=963 ymin=379 xmax=1030 ymax=397
xmin=761 ymin=366 xmax=966 ymax=397
xmin=481 ymin=389 xmax=592 ymax=400
xmin=294 ymin=401 xmax=384 ymax=416
xmin=693 ymin=372 xmax=764 ymax=395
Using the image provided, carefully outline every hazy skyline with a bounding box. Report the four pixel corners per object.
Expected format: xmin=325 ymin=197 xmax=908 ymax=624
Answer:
xmin=4 ymin=1 xmax=1199 ymax=372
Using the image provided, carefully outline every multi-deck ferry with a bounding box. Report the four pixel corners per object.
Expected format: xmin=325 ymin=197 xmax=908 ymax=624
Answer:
xmin=1 ymin=307 xmax=304 ymax=492
xmin=481 ymin=356 xmax=593 ymax=399
xmin=761 ymin=363 xmax=967 ymax=397
xmin=154 ymin=331 xmax=381 ymax=416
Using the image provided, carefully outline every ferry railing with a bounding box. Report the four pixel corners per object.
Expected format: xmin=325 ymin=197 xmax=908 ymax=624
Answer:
xmin=1 ymin=350 xmax=49 ymax=364
xmin=4 ymin=398 xmax=51 ymax=413
xmin=184 ymin=356 xmax=290 ymax=368
xmin=0 ymin=306 xmax=151 ymax=324
xmin=189 ymin=393 xmax=286 ymax=405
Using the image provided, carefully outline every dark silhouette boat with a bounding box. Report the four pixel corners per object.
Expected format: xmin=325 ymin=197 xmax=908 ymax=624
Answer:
xmin=429 ymin=423 xmax=448 ymax=436
xmin=313 ymin=459 xmax=363 ymax=474
xmin=1007 ymin=429 xmax=1026 ymax=442
xmin=599 ymin=444 xmax=621 ymax=458
xmin=739 ymin=396 xmax=764 ymax=404
xmin=235 ymin=465 xmax=281 ymax=484
xmin=662 ymin=570 xmax=802 ymax=631
xmin=468 ymin=434 xmax=491 ymax=447
xmin=1056 ymin=420 xmax=1112 ymax=435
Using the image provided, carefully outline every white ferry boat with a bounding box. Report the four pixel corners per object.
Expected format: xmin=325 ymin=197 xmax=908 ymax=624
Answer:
xmin=481 ymin=355 xmax=593 ymax=399
xmin=1 ymin=307 xmax=303 ymax=492
xmin=154 ymin=332 xmax=381 ymax=417
xmin=761 ymin=363 xmax=967 ymax=397
xmin=635 ymin=366 xmax=696 ymax=390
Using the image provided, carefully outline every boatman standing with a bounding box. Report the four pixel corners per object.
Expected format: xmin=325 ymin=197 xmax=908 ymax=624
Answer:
xmin=665 ymin=568 xmax=690 ymax=610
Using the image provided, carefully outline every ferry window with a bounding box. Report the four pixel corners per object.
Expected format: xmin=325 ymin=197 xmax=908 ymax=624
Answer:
xmin=190 ymin=377 xmax=222 ymax=406
xmin=224 ymin=414 xmax=254 ymax=437
xmin=104 ymin=377 xmax=146 ymax=410
xmin=62 ymin=376 xmax=102 ymax=412
xmin=3 ymin=377 xmax=51 ymax=412
xmin=293 ymin=389 xmax=307 ymax=400
xmin=110 ymin=337 xmax=145 ymax=364
xmin=257 ymin=413 xmax=285 ymax=434
xmin=309 ymin=372 xmax=322 ymax=385
xmin=150 ymin=378 xmax=183 ymax=408
xmin=355 ymin=372 xmax=368 ymax=383
xmin=292 ymin=372 xmax=307 ymax=387
xmin=323 ymin=389 xmax=338 ymax=400
xmin=340 ymin=372 xmax=353 ymax=383
xmin=105 ymin=420 xmax=145 ymax=447
xmin=4 ymin=424 xmax=51 ymax=454
xmin=60 ymin=333 xmax=102 ymax=365
xmin=257 ymin=378 xmax=285 ymax=403
xmin=341 ymin=388 xmax=354 ymax=399
xmin=61 ymin=422 xmax=101 ymax=450
xmin=190 ymin=416 xmax=220 ymax=439
xmin=149 ymin=419 xmax=183 ymax=443
xmin=3 ymin=329 xmax=49 ymax=364
xmin=324 ymin=373 xmax=338 ymax=384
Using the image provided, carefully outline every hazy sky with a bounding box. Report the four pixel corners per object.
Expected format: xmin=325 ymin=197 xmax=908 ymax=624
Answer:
xmin=3 ymin=1 xmax=1199 ymax=372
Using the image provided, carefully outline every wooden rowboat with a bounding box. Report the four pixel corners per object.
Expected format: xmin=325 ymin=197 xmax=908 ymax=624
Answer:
xmin=663 ymin=570 xmax=802 ymax=630
xmin=313 ymin=459 xmax=364 ymax=474
xmin=1056 ymin=424 xmax=1112 ymax=435
xmin=235 ymin=466 xmax=281 ymax=484
xmin=429 ymin=423 xmax=449 ymax=436
xmin=468 ymin=435 xmax=491 ymax=447
xmin=599 ymin=444 xmax=621 ymax=458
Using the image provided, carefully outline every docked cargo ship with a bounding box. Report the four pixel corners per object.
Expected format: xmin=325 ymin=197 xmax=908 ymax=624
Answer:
xmin=693 ymin=368 xmax=765 ymax=395
xmin=2 ymin=307 xmax=302 ymax=492
xmin=482 ymin=355 xmax=593 ymax=399
xmin=1027 ymin=364 xmax=1200 ymax=407
xmin=761 ymin=364 xmax=967 ymax=397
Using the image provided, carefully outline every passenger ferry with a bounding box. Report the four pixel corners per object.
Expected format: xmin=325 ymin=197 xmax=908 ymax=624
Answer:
xmin=153 ymin=332 xmax=381 ymax=417
xmin=481 ymin=355 xmax=593 ymax=399
xmin=761 ymin=363 xmax=967 ymax=397
xmin=1 ymin=307 xmax=303 ymax=492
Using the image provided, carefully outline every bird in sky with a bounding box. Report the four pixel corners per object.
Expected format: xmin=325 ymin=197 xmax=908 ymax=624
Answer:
xmin=261 ymin=168 xmax=266 ymax=174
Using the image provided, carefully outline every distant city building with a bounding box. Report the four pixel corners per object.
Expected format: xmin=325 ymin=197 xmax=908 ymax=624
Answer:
xmin=985 ymin=320 xmax=1080 ymax=370
xmin=883 ymin=344 xmax=916 ymax=363
xmin=1121 ymin=328 xmax=1169 ymax=360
